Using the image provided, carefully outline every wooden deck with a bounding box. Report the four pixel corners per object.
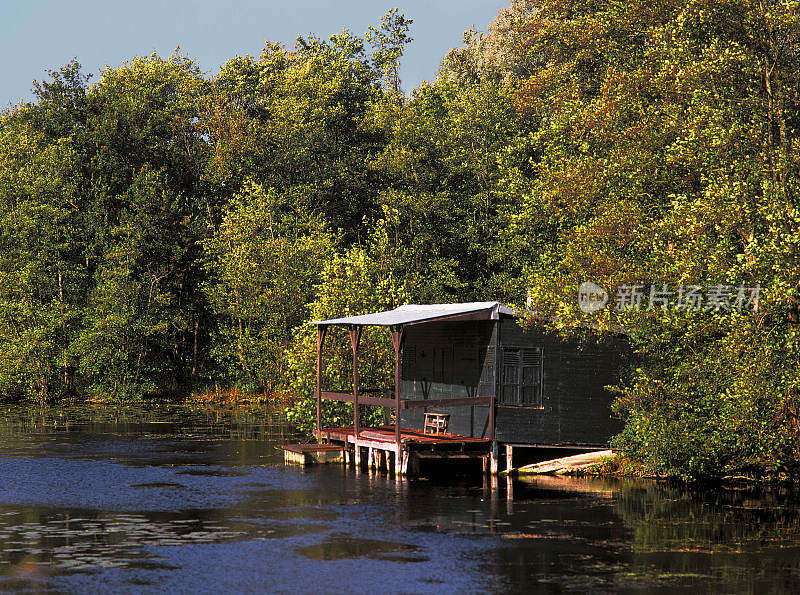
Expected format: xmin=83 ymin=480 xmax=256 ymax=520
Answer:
xmin=318 ymin=426 xmax=489 ymax=446
xmin=313 ymin=426 xmax=492 ymax=476
xmin=283 ymin=444 xmax=344 ymax=466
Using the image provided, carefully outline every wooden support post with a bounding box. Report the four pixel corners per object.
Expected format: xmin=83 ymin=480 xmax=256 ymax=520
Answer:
xmin=506 ymin=474 xmax=514 ymax=513
xmin=391 ymin=327 xmax=404 ymax=450
xmin=315 ymin=326 xmax=327 ymax=443
xmin=490 ymin=441 xmax=499 ymax=475
xmin=489 ymin=472 xmax=498 ymax=527
xmin=400 ymin=450 xmax=409 ymax=475
xmin=490 ymin=318 xmax=498 ymax=441
xmin=505 ymin=444 xmax=513 ymax=474
xmin=349 ymin=326 xmax=363 ymax=441
xmin=489 ymin=395 xmax=495 ymax=442
xmin=354 ymin=442 xmax=362 ymax=468
xmin=368 ymin=447 xmax=375 ymax=469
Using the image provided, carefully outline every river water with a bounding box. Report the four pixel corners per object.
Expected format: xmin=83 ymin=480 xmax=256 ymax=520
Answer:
xmin=0 ymin=403 xmax=799 ymax=593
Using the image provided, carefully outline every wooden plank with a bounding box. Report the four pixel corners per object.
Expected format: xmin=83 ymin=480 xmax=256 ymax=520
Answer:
xmin=283 ymin=444 xmax=343 ymax=454
xmin=414 ymin=452 xmax=488 ymax=459
xmin=360 ymin=396 xmax=399 ymax=408
xmin=352 ymin=436 xmax=400 ymax=453
xmin=515 ymin=450 xmax=613 ymax=475
xmin=321 ymin=391 xmax=353 ymax=402
xmin=321 ymin=392 xmax=397 ymax=409
xmin=282 ymin=444 xmax=344 ymax=465
xmin=402 ymin=396 xmax=492 ymax=409
xmin=318 ymin=426 xmax=490 ymax=447
xmin=360 ymin=430 xmax=401 ymax=442
xmin=502 ymin=443 xmax=608 ymax=450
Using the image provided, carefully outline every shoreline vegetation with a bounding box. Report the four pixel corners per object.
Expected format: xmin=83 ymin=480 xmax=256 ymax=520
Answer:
xmin=1 ymin=1 xmax=799 ymax=483
xmin=1 ymin=393 xmax=797 ymax=487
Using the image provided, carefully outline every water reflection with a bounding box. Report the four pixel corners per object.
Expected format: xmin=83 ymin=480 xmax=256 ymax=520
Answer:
xmin=0 ymin=404 xmax=800 ymax=592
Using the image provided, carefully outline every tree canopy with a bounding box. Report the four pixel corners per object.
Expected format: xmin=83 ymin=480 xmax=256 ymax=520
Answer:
xmin=1 ymin=2 xmax=799 ymax=479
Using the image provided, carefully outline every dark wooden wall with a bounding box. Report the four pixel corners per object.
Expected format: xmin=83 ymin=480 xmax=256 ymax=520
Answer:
xmin=495 ymin=318 xmax=626 ymax=446
xmin=398 ymin=317 xmax=628 ymax=446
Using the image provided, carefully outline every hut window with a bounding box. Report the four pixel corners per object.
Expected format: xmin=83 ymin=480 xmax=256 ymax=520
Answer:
xmin=500 ymin=347 xmax=543 ymax=406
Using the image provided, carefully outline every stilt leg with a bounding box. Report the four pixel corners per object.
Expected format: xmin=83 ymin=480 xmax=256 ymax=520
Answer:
xmin=506 ymin=473 xmax=514 ymax=514
xmin=393 ymin=451 xmax=403 ymax=480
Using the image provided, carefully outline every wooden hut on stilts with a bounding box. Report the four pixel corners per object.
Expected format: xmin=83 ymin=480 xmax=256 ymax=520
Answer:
xmin=285 ymin=302 xmax=627 ymax=477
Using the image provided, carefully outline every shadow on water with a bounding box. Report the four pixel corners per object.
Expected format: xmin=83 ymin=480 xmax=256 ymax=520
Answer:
xmin=296 ymin=533 xmax=428 ymax=562
xmin=1 ymin=404 xmax=800 ymax=592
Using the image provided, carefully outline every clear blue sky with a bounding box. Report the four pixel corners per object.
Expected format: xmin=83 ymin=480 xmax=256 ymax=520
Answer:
xmin=0 ymin=0 xmax=508 ymax=108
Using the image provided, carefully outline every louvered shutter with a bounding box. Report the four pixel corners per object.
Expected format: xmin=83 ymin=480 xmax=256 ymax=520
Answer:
xmin=520 ymin=347 xmax=543 ymax=406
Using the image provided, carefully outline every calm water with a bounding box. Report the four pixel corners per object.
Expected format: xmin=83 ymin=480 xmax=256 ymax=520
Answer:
xmin=0 ymin=404 xmax=799 ymax=593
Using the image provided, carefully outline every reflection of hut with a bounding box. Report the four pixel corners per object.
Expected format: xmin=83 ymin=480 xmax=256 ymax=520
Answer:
xmin=310 ymin=302 xmax=627 ymax=475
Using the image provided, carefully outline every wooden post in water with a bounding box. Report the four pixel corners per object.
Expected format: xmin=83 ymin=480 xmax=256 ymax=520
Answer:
xmin=391 ymin=327 xmax=404 ymax=451
xmin=506 ymin=474 xmax=514 ymax=514
xmin=490 ymin=319 xmax=499 ymax=474
xmin=349 ymin=326 xmax=362 ymax=467
xmin=315 ymin=326 xmax=327 ymax=443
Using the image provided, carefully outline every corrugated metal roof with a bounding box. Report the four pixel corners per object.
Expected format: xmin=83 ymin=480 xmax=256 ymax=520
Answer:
xmin=311 ymin=301 xmax=515 ymax=327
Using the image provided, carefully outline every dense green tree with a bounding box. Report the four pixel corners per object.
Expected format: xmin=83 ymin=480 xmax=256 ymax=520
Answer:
xmin=3 ymin=2 xmax=798 ymax=482
xmin=285 ymin=220 xmax=408 ymax=432
xmin=203 ymin=31 xmax=393 ymax=234
xmin=377 ymin=76 xmax=530 ymax=302
xmin=0 ymin=64 xmax=93 ymax=401
xmin=0 ymin=54 xmax=213 ymax=401
xmin=204 ymin=181 xmax=335 ymax=393
xmin=500 ymin=0 xmax=800 ymax=479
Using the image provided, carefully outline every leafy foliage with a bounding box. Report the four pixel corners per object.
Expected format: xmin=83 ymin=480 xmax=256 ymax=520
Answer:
xmin=2 ymin=4 xmax=799 ymax=480
xmin=501 ymin=0 xmax=800 ymax=479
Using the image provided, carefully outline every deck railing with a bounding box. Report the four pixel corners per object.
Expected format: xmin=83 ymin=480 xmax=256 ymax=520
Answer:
xmin=320 ymin=391 xmax=491 ymax=410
